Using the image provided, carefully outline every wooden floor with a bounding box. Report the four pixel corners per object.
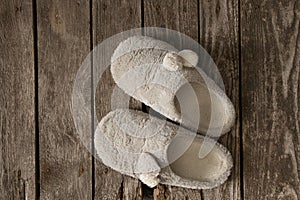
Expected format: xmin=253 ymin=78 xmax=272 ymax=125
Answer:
xmin=1 ymin=0 xmax=299 ymax=199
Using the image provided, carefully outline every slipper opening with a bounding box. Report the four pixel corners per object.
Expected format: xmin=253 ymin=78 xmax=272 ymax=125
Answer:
xmin=174 ymin=82 xmax=227 ymax=133
xmin=167 ymin=136 xmax=229 ymax=182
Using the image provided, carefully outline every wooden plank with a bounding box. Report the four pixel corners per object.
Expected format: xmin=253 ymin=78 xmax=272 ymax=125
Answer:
xmin=154 ymin=185 xmax=202 ymax=200
xmin=241 ymin=0 xmax=300 ymax=199
xmin=37 ymin=0 xmax=92 ymax=199
xmin=0 ymin=0 xmax=36 ymax=199
xmin=144 ymin=0 xmax=198 ymax=39
xmin=143 ymin=0 xmax=201 ymax=199
xmin=92 ymin=0 xmax=143 ymax=199
xmin=199 ymin=0 xmax=241 ymax=199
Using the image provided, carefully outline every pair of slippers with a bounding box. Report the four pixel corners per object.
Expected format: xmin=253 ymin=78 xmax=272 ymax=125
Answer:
xmin=94 ymin=36 xmax=235 ymax=189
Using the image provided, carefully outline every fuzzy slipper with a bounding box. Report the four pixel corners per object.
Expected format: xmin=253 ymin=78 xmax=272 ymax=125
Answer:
xmin=110 ymin=36 xmax=235 ymax=136
xmin=94 ymin=109 xmax=233 ymax=189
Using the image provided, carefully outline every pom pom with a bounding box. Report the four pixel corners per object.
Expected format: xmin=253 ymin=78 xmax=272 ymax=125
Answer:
xmin=162 ymin=52 xmax=183 ymax=71
xmin=178 ymin=49 xmax=198 ymax=67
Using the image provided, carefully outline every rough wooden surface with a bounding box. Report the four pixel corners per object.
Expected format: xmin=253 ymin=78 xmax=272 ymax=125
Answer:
xmin=1 ymin=0 xmax=300 ymax=199
xmin=0 ymin=0 xmax=36 ymax=199
xmin=92 ymin=0 xmax=143 ymax=199
xmin=200 ymin=0 xmax=241 ymax=199
xmin=241 ymin=0 xmax=300 ymax=199
xmin=143 ymin=0 xmax=201 ymax=199
xmin=144 ymin=0 xmax=198 ymax=39
xmin=37 ymin=0 xmax=92 ymax=199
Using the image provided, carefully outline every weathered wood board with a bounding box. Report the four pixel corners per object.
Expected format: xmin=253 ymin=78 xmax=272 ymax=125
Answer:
xmin=0 ymin=0 xmax=36 ymax=199
xmin=92 ymin=0 xmax=143 ymax=199
xmin=37 ymin=0 xmax=92 ymax=199
xmin=143 ymin=0 xmax=202 ymax=199
xmin=200 ymin=0 xmax=241 ymax=199
xmin=241 ymin=0 xmax=300 ymax=199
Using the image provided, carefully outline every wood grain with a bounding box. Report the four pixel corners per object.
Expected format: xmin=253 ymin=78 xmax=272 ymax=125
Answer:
xmin=199 ymin=0 xmax=241 ymax=199
xmin=144 ymin=0 xmax=198 ymax=39
xmin=143 ymin=0 xmax=201 ymax=199
xmin=2 ymin=0 xmax=300 ymax=199
xmin=92 ymin=0 xmax=143 ymax=199
xmin=37 ymin=0 xmax=92 ymax=199
xmin=241 ymin=0 xmax=300 ymax=199
xmin=154 ymin=185 xmax=202 ymax=200
xmin=0 ymin=0 xmax=36 ymax=199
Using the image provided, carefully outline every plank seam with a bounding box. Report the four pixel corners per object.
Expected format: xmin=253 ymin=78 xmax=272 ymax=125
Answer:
xmin=140 ymin=1 xmax=154 ymax=199
xmin=32 ymin=0 xmax=40 ymax=199
xmin=119 ymin=177 xmax=124 ymax=200
xmin=141 ymin=0 xmax=144 ymax=28
xmin=90 ymin=0 xmax=95 ymax=199
xmin=238 ymin=0 xmax=244 ymax=199
xmin=197 ymin=1 xmax=204 ymax=198
xmin=197 ymin=0 xmax=200 ymax=44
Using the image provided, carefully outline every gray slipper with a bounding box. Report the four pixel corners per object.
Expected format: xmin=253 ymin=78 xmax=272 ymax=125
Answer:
xmin=110 ymin=36 xmax=235 ymax=136
xmin=94 ymin=109 xmax=233 ymax=189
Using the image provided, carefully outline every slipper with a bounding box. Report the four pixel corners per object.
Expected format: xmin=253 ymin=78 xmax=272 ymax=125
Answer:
xmin=94 ymin=109 xmax=233 ymax=189
xmin=110 ymin=36 xmax=235 ymax=136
